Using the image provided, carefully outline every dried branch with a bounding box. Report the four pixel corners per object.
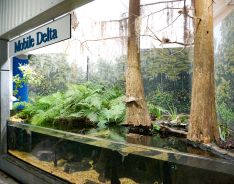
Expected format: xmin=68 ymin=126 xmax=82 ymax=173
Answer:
xmin=186 ymin=14 xmax=202 ymax=34
xmin=144 ymin=15 xmax=193 ymax=47
xmin=159 ymin=124 xmax=187 ymax=137
xmin=143 ymin=7 xmax=186 ymax=19
xmin=141 ymin=34 xmax=193 ymax=46
xmin=78 ymin=0 xmax=195 ymax=53
xmin=166 ymin=40 xmax=193 ymax=46
xmin=80 ymin=36 xmax=127 ymax=45
xmin=98 ymin=17 xmax=128 ymax=24
xmin=141 ymin=34 xmax=161 ymax=42
xmin=156 ymin=14 xmax=181 ymax=32
xmin=97 ymin=6 xmax=194 ymax=29
xmin=167 ymin=47 xmax=187 ymax=56
xmin=209 ymin=0 xmax=216 ymax=9
xmin=145 ymin=16 xmax=162 ymax=42
xmin=183 ymin=0 xmax=188 ymax=44
xmin=79 ymin=33 xmax=193 ymax=49
xmin=141 ymin=0 xmax=185 ymax=7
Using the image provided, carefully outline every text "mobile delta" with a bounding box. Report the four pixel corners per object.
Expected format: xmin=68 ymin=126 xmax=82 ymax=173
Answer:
xmin=14 ymin=27 xmax=58 ymax=53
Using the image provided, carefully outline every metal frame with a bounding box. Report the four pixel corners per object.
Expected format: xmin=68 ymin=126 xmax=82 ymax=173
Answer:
xmin=0 ymin=39 xmax=9 ymax=155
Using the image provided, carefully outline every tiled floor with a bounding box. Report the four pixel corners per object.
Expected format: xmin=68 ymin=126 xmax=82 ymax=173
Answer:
xmin=0 ymin=171 xmax=19 ymax=184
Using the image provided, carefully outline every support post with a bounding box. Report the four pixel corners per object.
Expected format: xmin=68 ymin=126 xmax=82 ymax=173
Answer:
xmin=0 ymin=39 xmax=10 ymax=154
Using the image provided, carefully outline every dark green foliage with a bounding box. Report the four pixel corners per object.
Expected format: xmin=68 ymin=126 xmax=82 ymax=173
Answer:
xmin=13 ymin=74 xmax=25 ymax=97
xmin=141 ymin=48 xmax=192 ymax=95
xmin=217 ymin=103 xmax=234 ymax=125
xmin=215 ymin=11 xmax=234 ymax=131
xmin=148 ymin=87 xmax=190 ymax=114
xmin=28 ymin=54 xmax=72 ymax=96
xmin=13 ymin=64 xmax=35 ymax=97
xmin=141 ymin=48 xmax=192 ymax=114
xmin=172 ymin=90 xmax=191 ymax=113
xmin=168 ymin=104 xmax=177 ymax=121
xmin=218 ymin=123 xmax=230 ymax=141
xmin=15 ymin=84 xmax=125 ymax=128
xmin=147 ymin=103 xmax=167 ymax=120
xmin=87 ymin=57 xmax=125 ymax=89
xmin=152 ymin=123 xmax=161 ymax=132
xmin=149 ymin=87 xmax=174 ymax=109
xmin=21 ymin=47 xmax=192 ymax=129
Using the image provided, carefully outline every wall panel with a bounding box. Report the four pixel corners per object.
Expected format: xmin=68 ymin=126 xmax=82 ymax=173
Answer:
xmin=0 ymin=0 xmax=64 ymax=37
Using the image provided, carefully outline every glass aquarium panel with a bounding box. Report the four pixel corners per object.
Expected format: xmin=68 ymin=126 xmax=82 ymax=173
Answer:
xmin=214 ymin=10 xmax=234 ymax=139
xmin=11 ymin=1 xmax=228 ymax=183
xmin=7 ymin=123 xmax=234 ymax=184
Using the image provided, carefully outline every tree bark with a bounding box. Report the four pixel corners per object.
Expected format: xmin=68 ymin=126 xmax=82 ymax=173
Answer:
xmin=125 ymin=0 xmax=151 ymax=127
xmin=188 ymin=0 xmax=219 ymax=143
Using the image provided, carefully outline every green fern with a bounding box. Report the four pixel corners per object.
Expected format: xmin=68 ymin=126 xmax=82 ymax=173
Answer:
xmin=16 ymin=83 xmax=126 ymax=128
xmin=147 ymin=103 xmax=167 ymax=120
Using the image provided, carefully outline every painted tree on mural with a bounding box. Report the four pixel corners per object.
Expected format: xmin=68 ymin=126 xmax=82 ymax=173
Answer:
xmin=188 ymin=0 xmax=220 ymax=143
xmin=77 ymin=0 xmax=194 ymax=127
xmin=125 ymin=0 xmax=151 ymax=127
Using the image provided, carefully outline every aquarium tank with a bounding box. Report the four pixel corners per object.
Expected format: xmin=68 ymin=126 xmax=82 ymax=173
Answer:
xmin=8 ymin=0 xmax=234 ymax=183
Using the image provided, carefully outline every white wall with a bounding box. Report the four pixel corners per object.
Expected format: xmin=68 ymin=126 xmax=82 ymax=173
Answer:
xmin=214 ymin=0 xmax=234 ymax=26
xmin=0 ymin=0 xmax=93 ymax=40
xmin=0 ymin=0 xmax=64 ymax=37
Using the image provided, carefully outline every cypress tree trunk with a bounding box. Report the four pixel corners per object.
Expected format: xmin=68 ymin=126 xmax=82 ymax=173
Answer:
xmin=188 ymin=0 xmax=219 ymax=143
xmin=125 ymin=0 xmax=151 ymax=127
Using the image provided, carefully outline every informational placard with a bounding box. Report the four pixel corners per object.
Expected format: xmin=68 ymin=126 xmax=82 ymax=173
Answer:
xmin=9 ymin=14 xmax=71 ymax=57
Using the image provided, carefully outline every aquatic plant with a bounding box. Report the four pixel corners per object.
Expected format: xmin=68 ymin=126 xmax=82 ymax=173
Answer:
xmin=218 ymin=123 xmax=230 ymax=141
xmin=152 ymin=123 xmax=161 ymax=132
xmin=147 ymin=87 xmax=190 ymax=114
xmin=168 ymin=104 xmax=178 ymax=121
xmin=177 ymin=114 xmax=189 ymax=124
xmin=217 ymin=102 xmax=234 ymax=125
xmin=147 ymin=103 xmax=167 ymax=120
